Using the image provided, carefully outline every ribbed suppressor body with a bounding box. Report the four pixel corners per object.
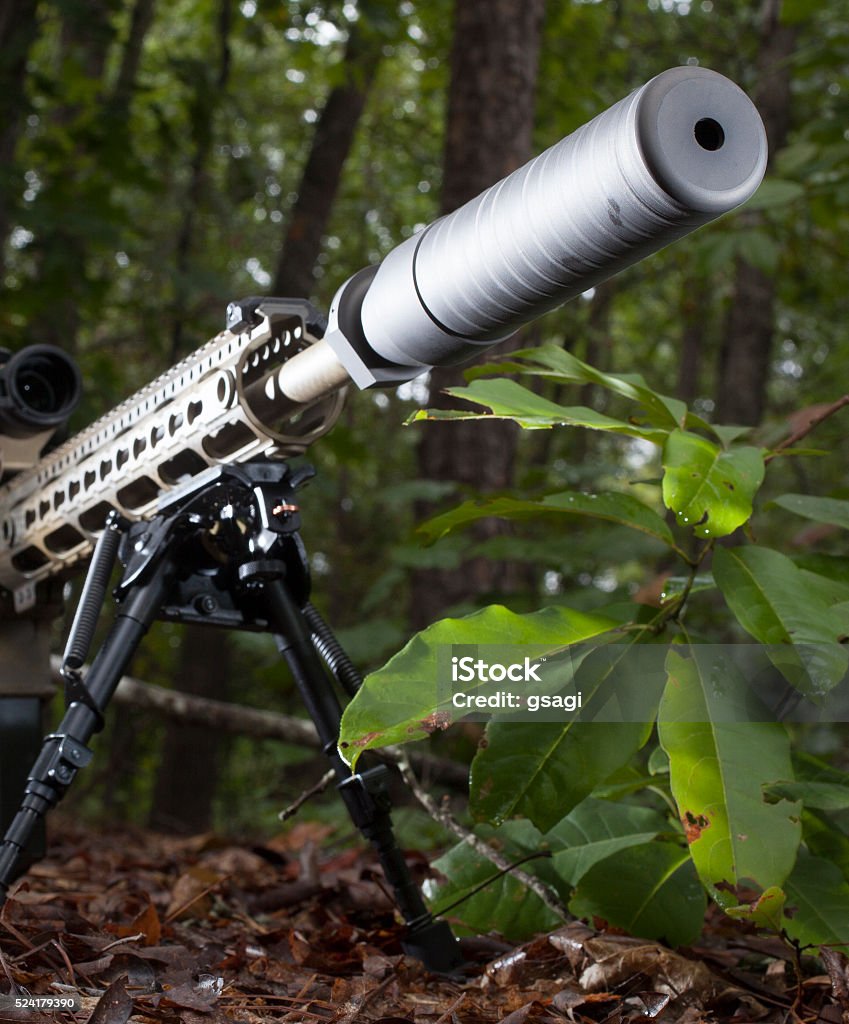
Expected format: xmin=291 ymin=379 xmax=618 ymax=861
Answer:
xmin=319 ymin=66 xmax=767 ymax=388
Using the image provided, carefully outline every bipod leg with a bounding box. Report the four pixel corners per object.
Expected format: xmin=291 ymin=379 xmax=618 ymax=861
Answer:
xmin=256 ymin=570 xmax=463 ymax=973
xmin=0 ymin=523 xmax=177 ymax=903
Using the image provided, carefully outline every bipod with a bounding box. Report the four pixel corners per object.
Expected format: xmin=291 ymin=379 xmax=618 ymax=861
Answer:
xmin=0 ymin=461 xmax=463 ymax=974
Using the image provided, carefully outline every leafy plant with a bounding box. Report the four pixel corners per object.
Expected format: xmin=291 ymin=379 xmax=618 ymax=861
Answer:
xmin=339 ymin=346 xmax=849 ymax=951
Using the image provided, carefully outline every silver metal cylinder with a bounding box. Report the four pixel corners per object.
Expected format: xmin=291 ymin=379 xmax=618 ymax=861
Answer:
xmin=357 ymin=66 xmax=767 ymax=370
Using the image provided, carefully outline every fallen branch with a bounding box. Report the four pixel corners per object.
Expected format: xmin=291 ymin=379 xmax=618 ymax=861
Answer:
xmin=48 ymin=657 xmax=469 ymax=790
xmin=766 ymin=394 xmax=849 ymax=463
xmin=393 ymin=750 xmax=570 ymax=924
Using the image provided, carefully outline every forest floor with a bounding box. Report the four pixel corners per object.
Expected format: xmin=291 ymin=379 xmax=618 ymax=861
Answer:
xmin=0 ymin=817 xmax=844 ymax=1024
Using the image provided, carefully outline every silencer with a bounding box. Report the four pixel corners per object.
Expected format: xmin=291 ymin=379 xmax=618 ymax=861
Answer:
xmin=318 ymin=65 xmax=767 ymax=388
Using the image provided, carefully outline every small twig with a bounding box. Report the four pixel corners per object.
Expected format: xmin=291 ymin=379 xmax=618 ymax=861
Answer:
xmin=98 ymin=933 xmax=145 ymax=952
xmin=278 ymin=769 xmax=336 ymax=821
xmin=394 ymin=752 xmax=569 ymax=922
xmin=432 ymin=850 xmax=554 ymax=917
xmin=0 ymin=946 xmax=17 ymax=992
xmin=765 ymin=394 xmax=849 ymax=463
xmin=435 ymin=992 xmax=467 ymax=1023
xmin=50 ymin=939 xmax=76 ymax=989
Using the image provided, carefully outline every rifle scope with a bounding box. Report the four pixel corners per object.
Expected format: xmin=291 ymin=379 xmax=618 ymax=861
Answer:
xmin=276 ymin=65 xmax=768 ymax=402
xmin=0 ymin=345 xmax=82 ymax=439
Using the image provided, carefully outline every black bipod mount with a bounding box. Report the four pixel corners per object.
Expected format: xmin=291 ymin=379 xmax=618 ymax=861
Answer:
xmin=0 ymin=461 xmax=463 ymax=974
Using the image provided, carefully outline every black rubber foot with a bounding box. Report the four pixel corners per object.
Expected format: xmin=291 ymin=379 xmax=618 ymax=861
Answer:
xmin=402 ymin=918 xmax=465 ymax=974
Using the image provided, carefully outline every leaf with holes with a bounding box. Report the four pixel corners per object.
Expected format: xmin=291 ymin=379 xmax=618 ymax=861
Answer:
xmin=661 ymin=429 xmax=765 ymax=538
xmin=658 ymin=648 xmax=801 ymax=891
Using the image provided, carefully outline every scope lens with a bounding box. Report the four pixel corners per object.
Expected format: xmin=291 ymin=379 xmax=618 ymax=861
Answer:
xmin=0 ymin=345 xmax=82 ymax=436
xmin=17 ymin=362 xmax=60 ymax=413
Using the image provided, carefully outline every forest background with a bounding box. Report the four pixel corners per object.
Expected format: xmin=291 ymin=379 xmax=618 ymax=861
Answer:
xmin=1 ymin=0 xmax=848 ymax=937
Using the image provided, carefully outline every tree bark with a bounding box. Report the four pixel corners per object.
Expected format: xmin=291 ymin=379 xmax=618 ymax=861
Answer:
xmin=410 ymin=0 xmax=545 ymax=629
xmin=715 ymin=0 xmax=796 ymax=426
xmin=110 ymin=0 xmax=157 ymax=110
xmin=26 ymin=0 xmax=149 ymax=352
xmin=271 ymin=19 xmax=382 ymax=299
xmin=169 ymin=0 xmax=233 ymax=360
xmin=677 ymin=274 xmax=710 ymax=405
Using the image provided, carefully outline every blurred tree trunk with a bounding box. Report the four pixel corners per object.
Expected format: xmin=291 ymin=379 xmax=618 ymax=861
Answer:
xmin=28 ymin=0 xmax=157 ymax=352
xmin=149 ymin=627 xmax=233 ymax=834
xmin=272 ymin=18 xmax=383 ymax=300
xmin=715 ymin=0 xmax=796 ymax=425
xmin=410 ymin=0 xmax=545 ymax=629
xmin=0 ymin=0 xmax=40 ymax=283
xmin=169 ymin=0 xmax=233 ymax=360
xmin=677 ymin=273 xmax=710 ymax=405
xmin=110 ymin=0 xmax=157 ymax=111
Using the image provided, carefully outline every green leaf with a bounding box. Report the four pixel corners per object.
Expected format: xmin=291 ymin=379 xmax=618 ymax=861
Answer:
xmin=764 ymin=780 xmax=849 ymax=811
xmin=338 ymin=604 xmax=617 ymax=767
xmin=802 ymin=810 xmax=849 ymax=883
xmin=470 ymin=643 xmax=665 ymax=831
xmin=736 ymin=230 xmax=781 ymax=273
xmin=410 ymin=378 xmax=668 ymax=441
xmin=771 ymin=493 xmax=849 ymax=531
xmin=712 ymin=545 xmax=849 ymax=695
xmin=658 ymin=649 xmax=801 ymax=891
xmin=471 ymin=721 xmax=652 ymax=832
xmin=661 ymin=430 xmax=765 ymax=538
xmin=428 ymin=820 xmax=563 ymax=940
xmin=726 ymin=887 xmax=787 ymax=932
xmin=783 ymin=852 xmax=849 ymax=952
xmin=506 ymin=344 xmax=687 ymax=429
xmin=570 ymin=841 xmax=706 ymax=946
xmin=745 ymin=178 xmax=805 ymax=210
xmin=547 ymin=798 xmax=669 ymax=885
xmin=418 ymin=491 xmax=676 ymax=549
xmin=707 ymin=423 xmax=754 ymax=449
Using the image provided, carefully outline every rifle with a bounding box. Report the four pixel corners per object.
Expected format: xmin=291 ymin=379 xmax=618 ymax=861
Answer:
xmin=0 ymin=67 xmax=766 ymax=970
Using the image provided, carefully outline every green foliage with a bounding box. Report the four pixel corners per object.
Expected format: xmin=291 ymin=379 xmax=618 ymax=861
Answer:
xmin=470 ymin=720 xmax=653 ymax=833
xmin=661 ymin=431 xmax=764 ymax=538
xmin=569 ymin=841 xmax=707 ymax=948
xmin=340 ymin=344 xmax=849 ymax=950
xmin=658 ymin=649 xmax=801 ymax=891
xmin=339 ymin=603 xmax=616 ymax=767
